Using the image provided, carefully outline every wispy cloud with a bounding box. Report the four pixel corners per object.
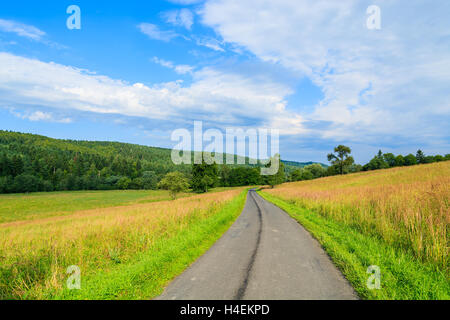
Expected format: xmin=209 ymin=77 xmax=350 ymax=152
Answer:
xmin=151 ymin=56 xmax=194 ymax=74
xmin=0 ymin=18 xmax=45 ymax=41
xmin=162 ymin=9 xmax=194 ymax=30
xmin=138 ymin=23 xmax=179 ymax=42
xmin=9 ymin=109 xmax=72 ymax=123
xmin=194 ymin=36 xmax=224 ymax=51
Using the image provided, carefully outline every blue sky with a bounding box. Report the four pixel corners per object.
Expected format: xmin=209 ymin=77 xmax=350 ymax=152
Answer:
xmin=0 ymin=0 xmax=449 ymax=163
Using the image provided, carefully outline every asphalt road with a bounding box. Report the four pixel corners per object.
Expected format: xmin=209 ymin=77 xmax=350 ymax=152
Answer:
xmin=157 ymin=190 xmax=358 ymax=300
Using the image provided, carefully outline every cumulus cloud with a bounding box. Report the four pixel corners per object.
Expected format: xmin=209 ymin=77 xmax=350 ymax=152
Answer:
xmin=200 ymin=0 xmax=450 ymax=145
xmin=0 ymin=52 xmax=301 ymax=133
xmin=0 ymin=18 xmax=45 ymax=41
xmin=162 ymin=9 xmax=194 ymax=30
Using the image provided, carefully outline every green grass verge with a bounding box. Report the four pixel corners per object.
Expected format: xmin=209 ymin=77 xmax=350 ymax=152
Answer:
xmin=258 ymin=191 xmax=449 ymax=300
xmin=50 ymin=190 xmax=248 ymax=300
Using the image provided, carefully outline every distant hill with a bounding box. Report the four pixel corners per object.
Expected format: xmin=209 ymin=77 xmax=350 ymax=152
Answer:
xmin=282 ymin=160 xmax=328 ymax=168
xmin=282 ymin=160 xmax=328 ymax=175
xmin=0 ymin=130 xmax=323 ymax=193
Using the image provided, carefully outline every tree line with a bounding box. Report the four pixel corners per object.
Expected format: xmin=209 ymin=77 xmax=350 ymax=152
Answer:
xmin=1 ymin=131 xmax=447 ymax=194
xmin=140 ymin=145 xmax=450 ymax=198
xmin=288 ymin=145 xmax=450 ymax=183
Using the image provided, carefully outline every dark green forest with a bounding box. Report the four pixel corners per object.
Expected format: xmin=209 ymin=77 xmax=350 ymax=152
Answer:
xmin=0 ymin=130 xmax=194 ymax=193
xmin=0 ymin=131 xmax=293 ymax=193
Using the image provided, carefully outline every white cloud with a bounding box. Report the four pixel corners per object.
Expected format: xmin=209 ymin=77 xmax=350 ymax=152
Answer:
xmin=138 ymin=23 xmax=179 ymax=42
xmin=0 ymin=19 xmax=45 ymax=41
xmin=151 ymin=57 xmax=175 ymax=69
xmin=194 ymin=36 xmax=224 ymax=52
xmin=151 ymin=56 xmax=194 ymax=74
xmin=200 ymin=0 xmax=450 ymax=143
xmin=162 ymin=9 xmax=194 ymax=30
xmin=175 ymin=64 xmax=194 ymax=75
xmin=26 ymin=111 xmax=53 ymax=121
xmin=10 ymin=109 xmax=72 ymax=123
xmin=0 ymin=52 xmax=300 ymax=133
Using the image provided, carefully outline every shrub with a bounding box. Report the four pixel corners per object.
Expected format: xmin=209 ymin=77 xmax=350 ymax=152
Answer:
xmin=116 ymin=177 xmax=131 ymax=190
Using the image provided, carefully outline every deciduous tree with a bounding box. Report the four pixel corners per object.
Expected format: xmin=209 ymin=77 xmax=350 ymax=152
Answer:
xmin=327 ymin=145 xmax=354 ymax=175
xmin=158 ymin=171 xmax=189 ymax=200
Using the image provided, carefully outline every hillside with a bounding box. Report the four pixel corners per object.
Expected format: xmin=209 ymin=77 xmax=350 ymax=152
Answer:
xmin=0 ymin=130 xmax=321 ymax=193
xmin=282 ymin=160 xmax=328 ymax=174
xmin=0 ymin=130 xmax=189 ymax=193
xmin=282 ymin=160 xmax=328 ymax=168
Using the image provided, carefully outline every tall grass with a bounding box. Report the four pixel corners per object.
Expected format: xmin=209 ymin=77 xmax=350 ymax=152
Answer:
xmin=0 ymin=189 xmax=245 ymax=299
xmin=264 ymin=162 xmax=449 ymax=270
xmin=258 ymin=191 xmax=449 ymax=299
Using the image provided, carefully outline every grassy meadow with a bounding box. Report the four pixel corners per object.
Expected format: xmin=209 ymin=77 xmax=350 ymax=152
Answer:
xmin=0 ymin=189 xmax=191 ymax=224
xmin=0 ymin=187 xmax=238 ymax=224
xmin=0 ymin=188 xmax=247 ymax=299
xmin=260 ymin=161 xmax=449 ymax=299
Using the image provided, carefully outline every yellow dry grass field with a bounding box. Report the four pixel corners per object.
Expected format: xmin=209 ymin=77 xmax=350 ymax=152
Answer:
xmin=0 ymin=189 xmax=243 ymax=299
xmin=265 ymin=162 xmax=449 ymax=269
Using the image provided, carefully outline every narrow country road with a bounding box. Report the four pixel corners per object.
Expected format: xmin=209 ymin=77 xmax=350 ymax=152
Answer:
xmin=157 ymin=190 xmax=358 ymax=300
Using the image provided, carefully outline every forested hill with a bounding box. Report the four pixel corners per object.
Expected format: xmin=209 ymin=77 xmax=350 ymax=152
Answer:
xmin=0 ymin=130 xmax=190 ymax=193
xmin=282 ymin=160 xmax=328 ymax=170
xmin=0 ymin=130 xmax=320 ymax=193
